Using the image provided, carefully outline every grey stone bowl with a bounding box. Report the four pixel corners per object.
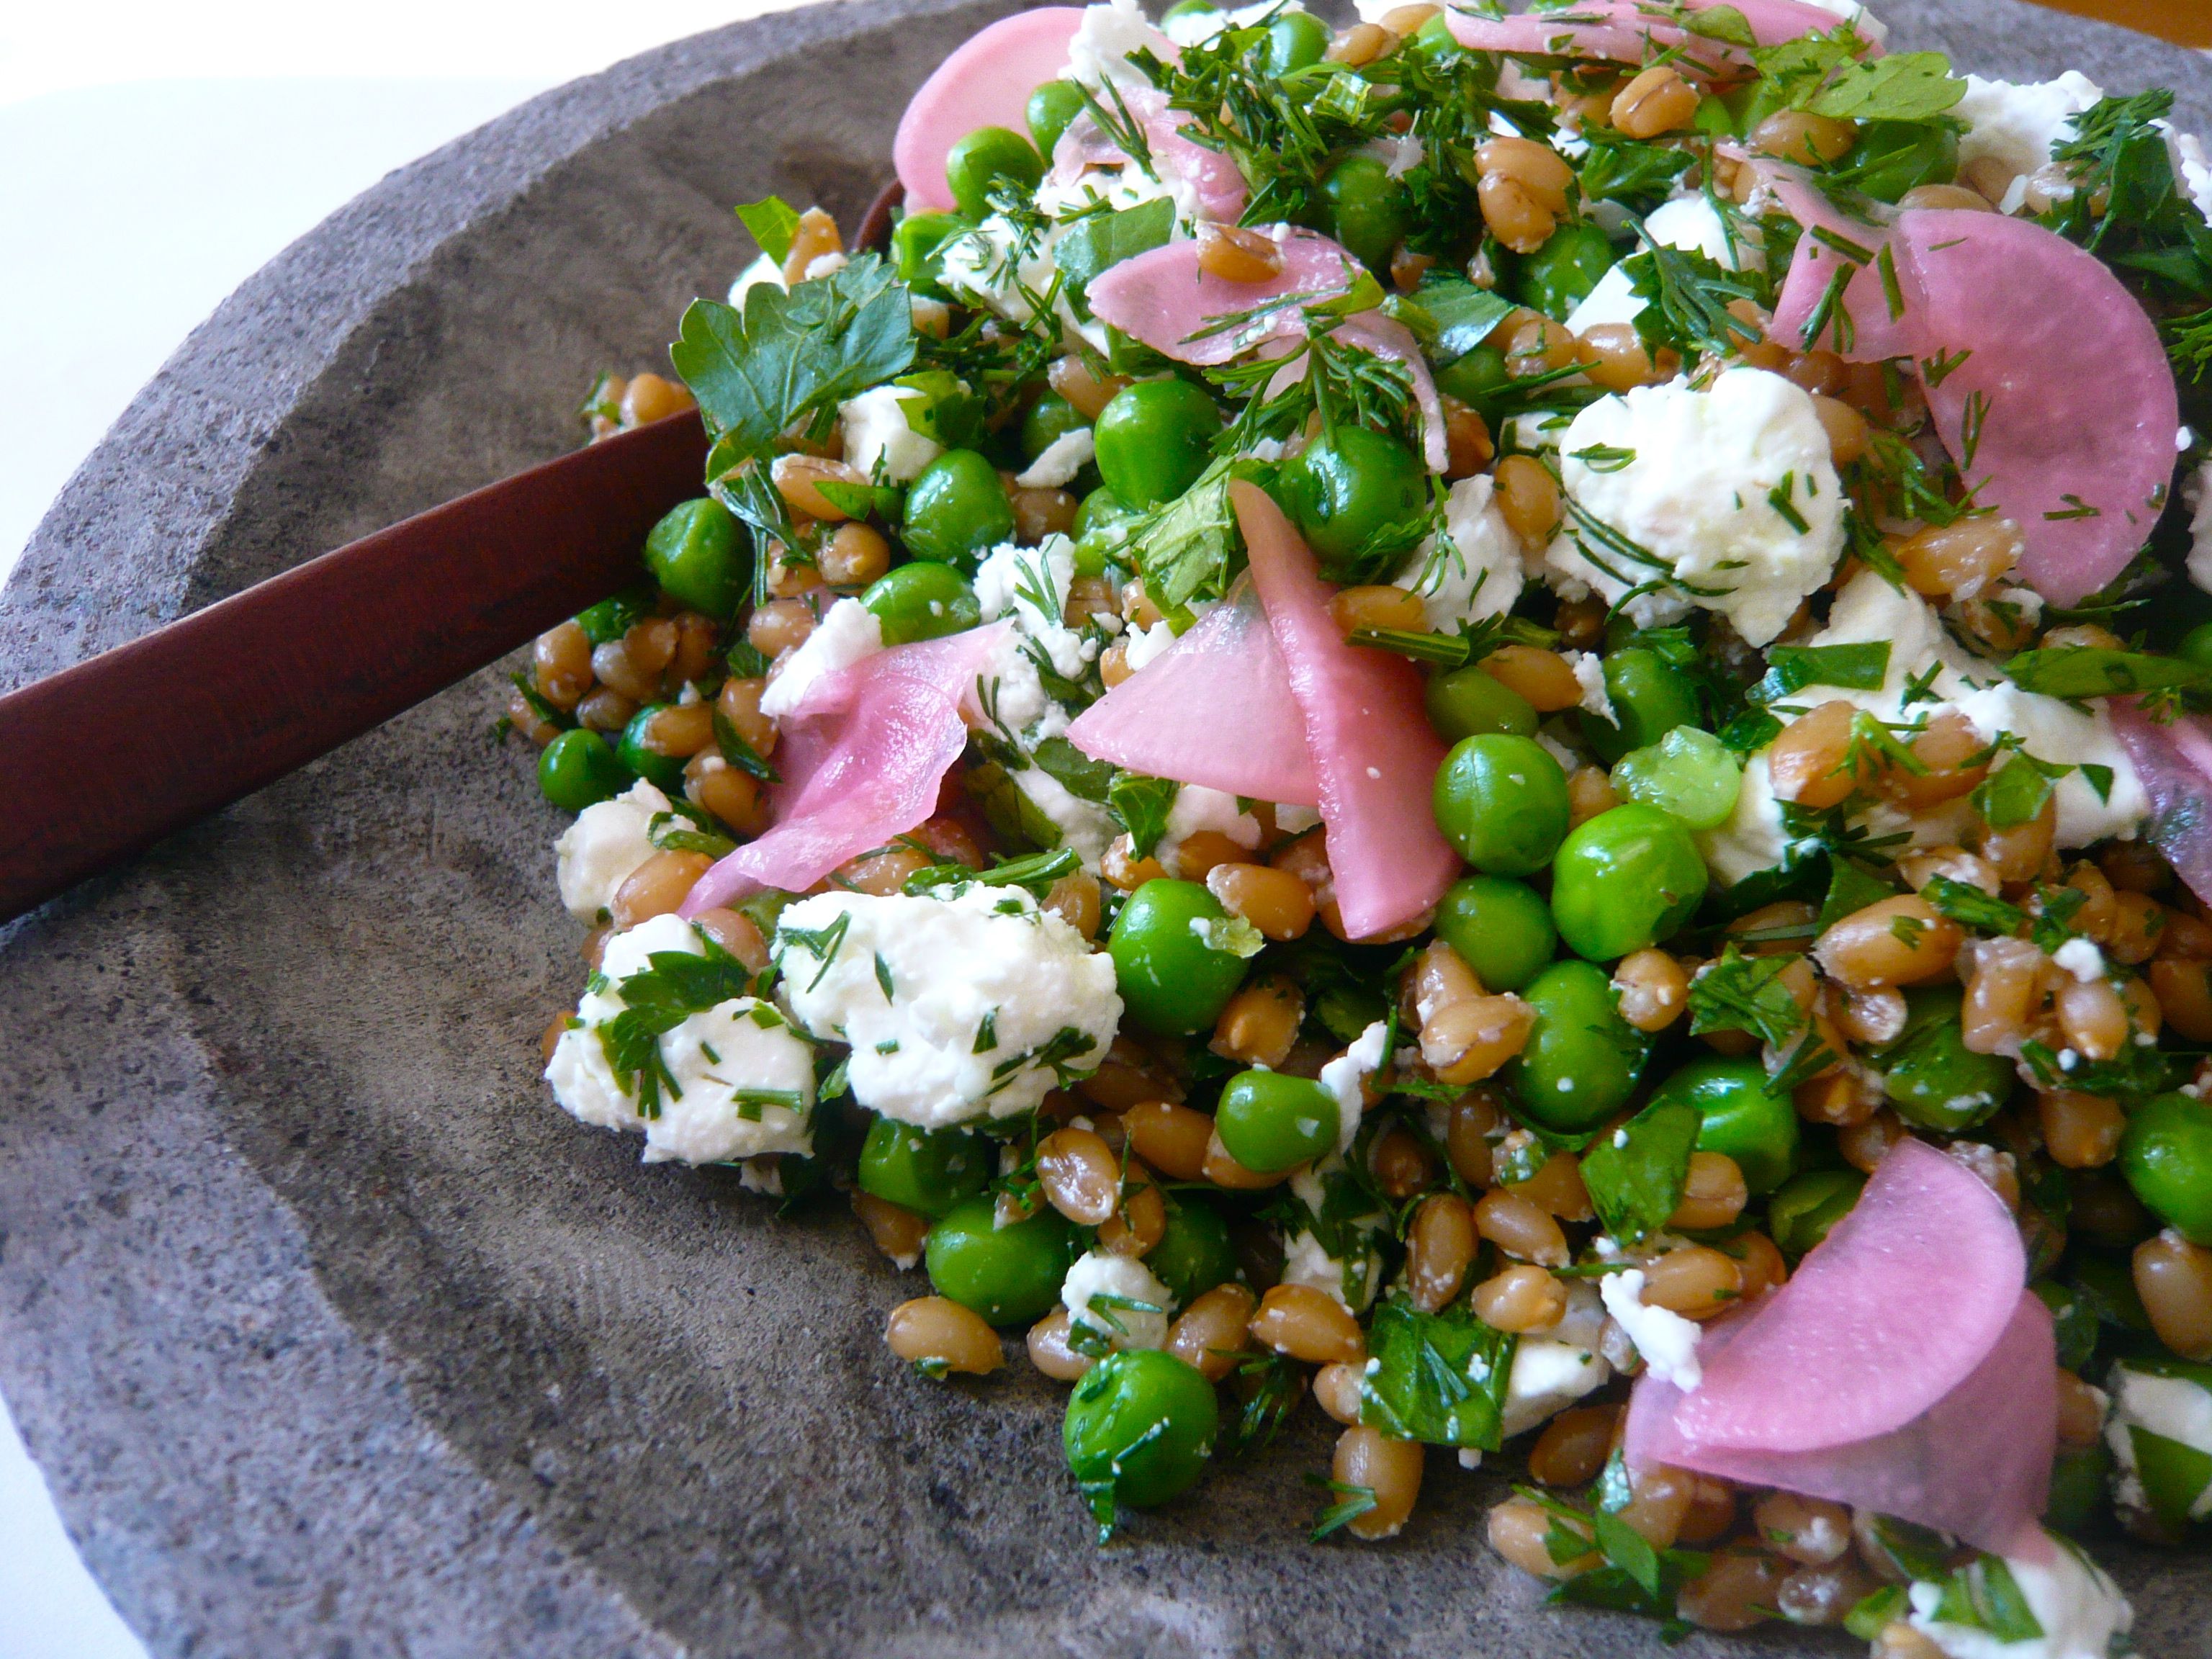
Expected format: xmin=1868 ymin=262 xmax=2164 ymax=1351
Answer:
xmin=4 ymin=2 xmax=2209 ymax=1653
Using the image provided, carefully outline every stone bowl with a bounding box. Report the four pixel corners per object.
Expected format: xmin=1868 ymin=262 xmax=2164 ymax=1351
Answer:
xmin=3 ymin=2 xmax=2208 ymax=1653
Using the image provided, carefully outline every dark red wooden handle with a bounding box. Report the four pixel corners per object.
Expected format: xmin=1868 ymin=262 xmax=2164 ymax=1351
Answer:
xmin=0 ymin=411 xmax=709 ymax=924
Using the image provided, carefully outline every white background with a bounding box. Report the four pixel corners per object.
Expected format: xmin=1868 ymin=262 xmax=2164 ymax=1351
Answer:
xmin=0 ymin=6 xmax=804 ymax=1653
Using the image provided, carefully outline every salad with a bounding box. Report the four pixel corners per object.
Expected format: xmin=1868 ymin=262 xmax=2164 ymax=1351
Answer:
xmin=503 ymin=0 xmax=2212 ymax=1648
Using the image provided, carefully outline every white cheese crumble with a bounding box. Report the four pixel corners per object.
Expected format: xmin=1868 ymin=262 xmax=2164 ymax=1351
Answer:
xmin=1906 ymin=1534 xmax=2133 ymax=1659
xmin=554 ymin=780 xmax=671 ymax=922
xmin=774 ymin=886 xmax=1120 ymax=1125
xmin=758 ymin=596 xmax=884 ymax=719
xmin=2186 ymin=457 xmax=2212 ymax=595
xmin=1066 ymin=0 xmax=1176 ymax=89
xmin=1282 ymin=1161 xmax=1388 ymax=1310
xmin=1599 ymin=1268 xmax=1703 ymax=1390
xmin=1544 ymin=369 xmax=1846 ymax=647
xmin=1123 ymin=617 xmax=1178 ymax=673
xmin=1393 ymin=473 xmax=1524 ymax=630
xmin=1318 ymin=1020 xmax=1390 ymax=1156
xmin=2051 ymin=938 xmax=2108 ymax=985
xmin=545 ymin=913 xmax=817 ymax=1164
xmin=1953 ymin=73 xmax=2105 ymax=184
xmin=1156 ymin=783 xmax=1262 ymax=868
xmin=2176 ymin=130 xmax=2212 ymax=225
xmin=1062 ymin=1249 xmax=1173 ymax=1350
xmin=1499 ymin=1338 xmax=1612 ymax=1439
xmin=1014 ymin=428 xmax=1096 ymax=490
xmin=2106 ymin=1359 xmax=2212 ymax=1523
xmin=729 ymin=252 xmax=786 ymax=307
xmin=1565 ymin=196 xmax=1758 ymax=337
xmin=839 ymin=383 xmax=943 ymax=484
xmin=1567 ymin=650 xmax=1617 ymax=724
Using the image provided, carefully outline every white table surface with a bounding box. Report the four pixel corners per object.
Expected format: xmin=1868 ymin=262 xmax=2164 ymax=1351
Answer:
xmin=0 ymin=6 xmax=804 ymax=1654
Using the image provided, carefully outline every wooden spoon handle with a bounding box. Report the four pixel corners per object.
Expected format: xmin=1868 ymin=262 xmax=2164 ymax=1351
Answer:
xmin=0 ymin=411 xmax=709 ymax=925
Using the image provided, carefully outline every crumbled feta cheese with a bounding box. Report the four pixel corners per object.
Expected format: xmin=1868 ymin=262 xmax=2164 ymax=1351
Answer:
xmin=1798 ymin=570 xmax=2149 ymax=851
xmin=1393 ymin=473 xmax=1522 ymax=631
xmin=554 ymin=780 xmax=671 ymax=922
xmin=1599 ymin=1268 xmax=1703 ymax=1390
xmin=1014 ymin=428 xmax=1096 ymax=489
xmin=1283 ymin=1160 xmax=1388 ymax=1310
xmin=1567 ymin=651 xmax=1617 ymax=724
xmin=1953 ymin=73 xmax=2104 ymax=182
xmin=1123 ymin=617 xmax=1178 ymax=673
xmin=1067 ymin=0 xmax=1176 ymax=89
xmin=2106 ymin=1359 xmax=2212 ymax=1524
xmin=1544 ymin=369 xmax=1846 ymax=646
xmin=2186 ymin=457 xmax=2212 ymax=595
xmin=2176 ymin=130 xmax=2212 ymax=223
xmin=1906 ymin=1533 xmax=2133 ymax=1659
xmin=840 ymin=383 xmax=943 ymax=484
xmin=774 ymin=886 xmax=1121 ymax=1125
xmin=758 ymin=597 xmax=884 ymax=719
xmin=546 ymin=913 xmax=816 ymax=1164
xmin=1156 ymin=783 xmax=1262 ymax=867
xmin=1318 ymin=1020 xmax=1390 ymax=1156
xmin=729 ymin=252 xmax=785 ymax=307
xmin=1565 ymin=196 xmax=1758 ymax=336
xmin=1499 ymin=1338 xmax=1612 ymax=1438
xmin=2051 ymin=938 xmax=2108 ymax=985
xmin=801 ymin=251 xmax=848 ymax=283
xmin=1062 ymin=1249 xmax=1173 ymax=1349
xmin=1274 ymin=804 xmax=1321 ymax=835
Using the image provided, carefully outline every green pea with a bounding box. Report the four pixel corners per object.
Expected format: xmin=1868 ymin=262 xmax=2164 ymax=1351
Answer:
xmin=1146 ymin=1197 xmax=1238 ymax=1307
xmin=2031 ymin=1280 xmax=2100 ymax=1372
xmin=2121 ymin=1093 xmax=2212 ymax=1245
xmin=1517 ymin=221 xmax=1617 ymax=320
xmin=1318 ymin=153 xmax=1411 ymax=272
xmin=1071 ymin=487 xmax=1141 ymax=575
xmin=1274 ymin=426 xmax=1430 ymax=585
xmin=1094 ymin=380 xmax=1220 ymax=508
xmin=1022 ymin=390 xmax=1089 ymax=462
xmin=1425 ymin=663 xmax=1539 ymax=742
xmin=2178 ymin=621 xmax=2212 ymax=670
xmin=1065 ymin=1349 xmax=1219 ymax=1516
xmin=1407 ymin=10 xmax=1484 ymax=71
xmin=860 ymin=559 xmax=983 ymax=646
xmin=1506 ymin=958 xmax=1650 ymax=1134
xmin=616 ymin=705 xmax=687 ymax=793
xmin=1216 ymin=1071 xmax=1341 ymax=1174
xmin=1434 ymin=876 xmax=1556 ymax=993
xmin=924 ymin=1197 xmax=1077 ymax=1326
xmin=902 ymin=449 xmax=1015 ymax=571
xmin=1578 ymin=647 xmax=1703 ymax=766
xmin=1647 ymin=1056 xmax=1799 ymax=1194
xmin=1549 ymin=803 xmax=1709 ymax=962
xmin=1768 ymin=1167 xmax=1866 ymax=1258
xmin=945 ymin=125 xmax=1044 ymax=221
xmin=1610 ymin=726 xmax=1742 ymax=830
xmin=1260 ymin=9 xmax=1331 ymax=76
xmin=2044 ymin=1442 xmax=2113 ymax=1539
xmin=1109 ymin=879 xmax=1251 ymax=1035
xmin=641 ymin=498 xmax=748 ymax=617
xmin=2118 ymin=1405 xmax=2212 ymax=1533
xmin=1161 ymin=0 xmax=1220 ymax=20
xmin=857 ymin=1118 xmax=990 ymax=1218
xmin=1845 ymin=120 xmax=1960 ymax=204
xmin=536 ymin=728 xmax=629 ymax=811
xmin=1026 ymin=78 xmax=1090 ymax=160
xmin=1432 ymin=733 xmax=1571 ymax=877
xmin=1873 ymin=986 xmax=2014 ymax=1133
xmin=892 ymin=210 xmax=970 ymax=292
xmin=574 ymin=584 xmax=655 ymax=646
xmin=1074 ymin=486 xmax=1136 ymax=540
xmin=1436 ymin=344 xmax=1510 ymax=409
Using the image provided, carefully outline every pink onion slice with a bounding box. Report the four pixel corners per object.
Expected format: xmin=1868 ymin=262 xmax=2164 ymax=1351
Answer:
xmin=1064 ymin=583 xmax=1321 ymax=805
xmin=1335 ymin=312 xmax=1449 ymax=473
xmin=1445 ymin=0 xmax=1865 ymax=71
xmin=2110 ymin=701 xmax=2212 ymax=908
xmin=1767 ymin=209 xmax=2178 ymax=608
xmin=1232 ymin=481 xmax=1457 ymax=938
xmin=1628 ymin=1287 xmax=2056 ymax=1556
xmin=1087 ymin=229 xmax=1359 ymax=367
xmin=1045 ymin=87 xmax=1247 ymax=225
xmin=680 ymin=624 xmax=1013 ymax=911
xmin=892 ymin=8 xmax=1085 ymax=213
xmin=1669 ymin=1138 xmax=2028 ymax=1451
xmin=1902 ymin=212 xmax=2179 ymax=606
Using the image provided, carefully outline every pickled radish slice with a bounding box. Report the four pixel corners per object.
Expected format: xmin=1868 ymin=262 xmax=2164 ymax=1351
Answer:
xmin=892 ymin=8 xmax=1085 ymax=212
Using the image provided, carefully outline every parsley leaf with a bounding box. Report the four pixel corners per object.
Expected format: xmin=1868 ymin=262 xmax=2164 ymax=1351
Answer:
xmin=1107 ymin=773 xmax=1179 ymax=859
xmin=2004 ymin=646 xmax=2212 ymax=701
xmin=673 ymin=252 xmax=916 ymax=473
xmin=1128 ymin=456 xmax=1244 ymax=613
xmin=1747 ymin=641 xmax=1892 ymax=705
xmin=1052 ymin=198 xmax=1176 ymax=301
xmin=1359 ymin=1295 xmax=1516 ymax=1449
xmin=734 ymin=196 xmax=801 ymax=264
xmin=1687 ymin=945 xmax=1809 ymax=1049
xmin=1808 ymin=52 xmax=1967 ymax=123
xmin=1578 ymin=1100 xmax=1701 ymax=1246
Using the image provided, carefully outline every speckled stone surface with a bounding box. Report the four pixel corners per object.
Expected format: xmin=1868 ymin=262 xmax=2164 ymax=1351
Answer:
xmin=1 ymin=2 xmax=2208 ymax=1654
